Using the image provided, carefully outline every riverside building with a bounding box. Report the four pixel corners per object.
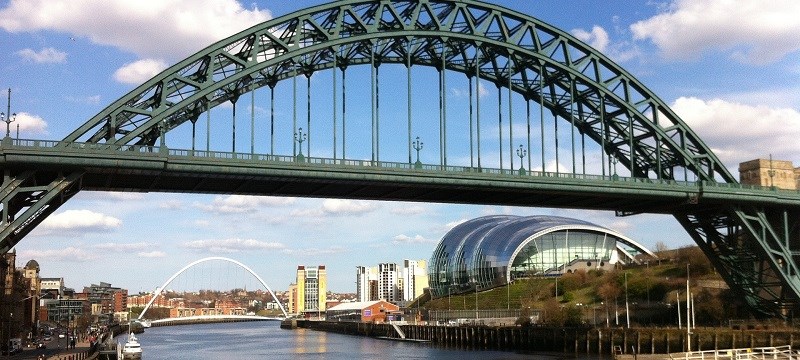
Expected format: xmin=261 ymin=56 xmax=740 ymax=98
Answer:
xmin=356 ymin=260 xmax=428 ymax=305
xmin=288 ymin=265 xmax=327 ymax=315
xmin=428 ymin=215 xmax=655 ymax=297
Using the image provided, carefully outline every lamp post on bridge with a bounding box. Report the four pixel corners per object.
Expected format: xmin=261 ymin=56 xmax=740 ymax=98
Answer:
xmin=768 ymin=154 xmax=776 ymax=190
xmin=294 ymin=127 xmax=307 ymax=162
xmin=1 ymin=88 xmax=16 ymax=139
xmin=611 ymin=156 xmax=619 ymax=180
xmin=412 ymin=136 xmax=423 ymax=169
xmin=516 ymin=144 xmax=527 ymax=175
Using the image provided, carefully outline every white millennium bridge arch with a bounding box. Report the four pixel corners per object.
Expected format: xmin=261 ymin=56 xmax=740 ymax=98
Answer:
xmin=138 ymin=256 xmax=288 ymax=319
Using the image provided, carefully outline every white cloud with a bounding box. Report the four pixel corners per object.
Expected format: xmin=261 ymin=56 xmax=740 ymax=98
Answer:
xmin=113 ymin=59 xmax=168 ymax=85
xmin=392 ymin=234 xmax=433 ymax=244
xmin=6 ymin=112 xmax=47 ymax=135
xmin=292 ymin=199 xmax=379 ymax=218
xmin=390 ymin=206 xmax=426 ymax=215
xmin=197 ymin=195 xmax=296 ymax=214
xmin=320 ymin=199 xmax=377 ymax=215
xmin=80 ymin=191 xmax=145 ymax=201
xmin=0 ymin=0 xmax=272 ymax=61
xmin=631 ymin=0 xmax=800 ymax=64
xmin=444 ymin=218 xmax=467 ymax=231
xmin=159 ymin=200 xmax=184 ymax=210
xmin=95 ymin=242 xmax=151 ymax=252
xmin=138 ymin=251 xmax=166 ymax=258
xmin=571 ymin=25 xmax=641 ymax=63
xmin=39 ymin=209 xmax=121 ymax=233
xmin=572 ymin=25 xmax=609 ymax=53
xmin=19 ymin=247 xmax=99 ymax=262
xmin=183 ymin=238 xmax=285 ymax=253
xmin=671 ymin=97 xmax=800 ymax=168
xmin=478 ymin=81 xmax=490 ymax=98
xmin=282 ymin=246 xmax=348 ymax=256
xmin=16 ymin=47 xmax=67 ymax=63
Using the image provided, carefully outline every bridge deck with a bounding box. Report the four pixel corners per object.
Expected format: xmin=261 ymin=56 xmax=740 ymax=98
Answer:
xmin=3 ymin=139 xmax=800 ymax=214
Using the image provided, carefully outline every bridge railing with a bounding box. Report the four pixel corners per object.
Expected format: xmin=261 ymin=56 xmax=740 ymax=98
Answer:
xmin=12 ymin=138 xmax=162 ymax=154
xmin=7 ymin=138 xmax=799 ymax=195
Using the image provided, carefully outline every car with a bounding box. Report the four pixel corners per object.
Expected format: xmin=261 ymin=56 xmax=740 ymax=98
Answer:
xmin=43 ymin=336 xmax=51 ymax=341
xmin=57 ymin=334 xmax=65 ymax=339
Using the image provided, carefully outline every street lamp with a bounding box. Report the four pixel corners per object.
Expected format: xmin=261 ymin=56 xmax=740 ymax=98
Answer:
xmin=2 ymin=88 xmax=15 ymax=138
xmin=611 ymin=156 xmax=619 ymax=180
xmin=412 ymin=136 xmax=423 ymax=169
xmin=516 ymin=144 xmax=527 ymax=175
xmin=294 ymin=127 xmax=307 ymax=162
xmin=768 ymin=154 xmax=776 ymax=189
xmin=624 ymin=272 xmax=630 ymax=328
xmin=0 ymin=112 xmax=15 ymax=139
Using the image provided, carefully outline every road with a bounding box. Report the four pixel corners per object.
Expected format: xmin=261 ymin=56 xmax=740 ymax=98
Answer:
xmin=6 ymin=335 xmax=92 ymax=360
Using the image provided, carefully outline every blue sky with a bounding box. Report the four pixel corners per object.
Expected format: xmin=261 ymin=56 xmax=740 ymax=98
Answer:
xmin=2 ymin=0 xmax=800 ymax=294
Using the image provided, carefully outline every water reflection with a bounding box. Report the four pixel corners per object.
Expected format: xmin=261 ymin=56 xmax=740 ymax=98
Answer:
xmin=123 ymin=321 xmax=596 ymax=359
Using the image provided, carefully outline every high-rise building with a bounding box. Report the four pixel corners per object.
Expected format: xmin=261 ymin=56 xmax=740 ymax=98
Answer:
xmin=355 ymin=266 xmax=378 ymax=302
xmin=402 ymin=259 xmax=428 ymax=301
xmin=378 ymin=263 xmax=399 ymax=302
xmin=291 ymin=265 xmax=327 ymax=314
xmin=287 ymin=283 xmax=298 ymax=314
xmin=112 ymin=289 xmax=128 ymax=313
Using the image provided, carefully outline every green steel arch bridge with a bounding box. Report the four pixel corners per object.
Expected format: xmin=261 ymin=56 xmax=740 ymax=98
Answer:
xmin=1 ymin=0 xmax=799 ymax=318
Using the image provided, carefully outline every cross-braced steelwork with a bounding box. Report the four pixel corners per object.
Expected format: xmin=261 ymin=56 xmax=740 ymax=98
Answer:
xmin=2 ymin=0 xmax=800 ymax=318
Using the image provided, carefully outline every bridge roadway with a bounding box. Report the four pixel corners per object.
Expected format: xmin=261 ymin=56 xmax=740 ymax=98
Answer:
xmin=4 ymin=138 xmax=800 ymax=215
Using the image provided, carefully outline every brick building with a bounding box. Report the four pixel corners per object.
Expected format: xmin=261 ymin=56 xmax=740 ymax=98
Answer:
xmin=326 ymin=300 xmax=400 ymax=323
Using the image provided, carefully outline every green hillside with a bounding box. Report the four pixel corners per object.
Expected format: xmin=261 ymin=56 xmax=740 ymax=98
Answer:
xmin=421 ymin=246 xmax=752 ymax=326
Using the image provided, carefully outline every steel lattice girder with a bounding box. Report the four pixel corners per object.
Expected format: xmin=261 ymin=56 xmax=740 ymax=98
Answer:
xmin=675 ymin=207 xmax=800 ymax=317
xmin=62 ymin=0 xmax=732 ymax=184
xmin=0 ymin=169 xmax=83 ymax=252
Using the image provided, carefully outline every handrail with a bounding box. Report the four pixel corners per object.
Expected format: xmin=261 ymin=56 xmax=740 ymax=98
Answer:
xmin=681 ymin=345 xmax=795 ymax=360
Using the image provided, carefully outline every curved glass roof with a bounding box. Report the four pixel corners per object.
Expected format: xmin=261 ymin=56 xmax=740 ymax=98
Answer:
xmin=428 ymin=215 xmax=653 ymax=297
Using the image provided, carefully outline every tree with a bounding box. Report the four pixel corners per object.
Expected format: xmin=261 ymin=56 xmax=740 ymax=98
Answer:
xmin=655 ymin=241 xmax=669 ymax=253
xmin=541 ymin=298 xmax=565 ymax=326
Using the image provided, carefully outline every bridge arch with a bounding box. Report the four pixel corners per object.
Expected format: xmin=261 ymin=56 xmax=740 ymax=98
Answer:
xmin=64 ymin=0 xmax=731 ymax=184
xmin=138 ymin=257 xmax=288 ymax=320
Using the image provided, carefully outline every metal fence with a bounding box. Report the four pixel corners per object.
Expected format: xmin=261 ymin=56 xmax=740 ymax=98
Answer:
xmin=427 ymin=309 xmax=530 ymax=322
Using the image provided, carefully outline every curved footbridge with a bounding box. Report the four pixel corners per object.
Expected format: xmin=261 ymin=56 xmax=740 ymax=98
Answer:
xmin=148 ymin=314 xmax=284 ymax=328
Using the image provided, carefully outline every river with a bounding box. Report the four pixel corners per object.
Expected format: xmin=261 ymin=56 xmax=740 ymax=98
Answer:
xmin=119 ymin=321 xmax=594 ymax=359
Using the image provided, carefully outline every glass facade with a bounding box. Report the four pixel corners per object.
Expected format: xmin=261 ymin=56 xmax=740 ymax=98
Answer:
xmin=428 ymin=215 xmax=652 ymax=297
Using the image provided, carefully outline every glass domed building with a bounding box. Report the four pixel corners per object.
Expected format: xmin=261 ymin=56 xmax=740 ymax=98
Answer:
xmin=428 ymin=215 xmax=654 ymax=297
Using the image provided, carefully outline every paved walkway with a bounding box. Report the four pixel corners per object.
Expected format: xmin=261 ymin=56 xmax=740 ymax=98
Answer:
xmin=16 ymin=338 xmax=95 ymax=360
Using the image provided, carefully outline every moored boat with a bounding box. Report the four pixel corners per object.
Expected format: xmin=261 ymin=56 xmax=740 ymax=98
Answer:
xmin=121 ymin=333 xmax=143 ymax=360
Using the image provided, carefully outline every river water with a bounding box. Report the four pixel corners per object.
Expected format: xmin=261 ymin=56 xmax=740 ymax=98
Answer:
xmin=119 ymin=321 xmax=593 ymax=359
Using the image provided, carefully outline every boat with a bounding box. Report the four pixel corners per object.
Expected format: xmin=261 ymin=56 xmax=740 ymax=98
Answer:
xmin=121 ymin=333 xmax=143 ymax=360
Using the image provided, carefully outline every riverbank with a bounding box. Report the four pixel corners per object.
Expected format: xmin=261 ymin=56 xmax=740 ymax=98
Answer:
xmin=292 ymin=320 xmax=800 ymax=356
